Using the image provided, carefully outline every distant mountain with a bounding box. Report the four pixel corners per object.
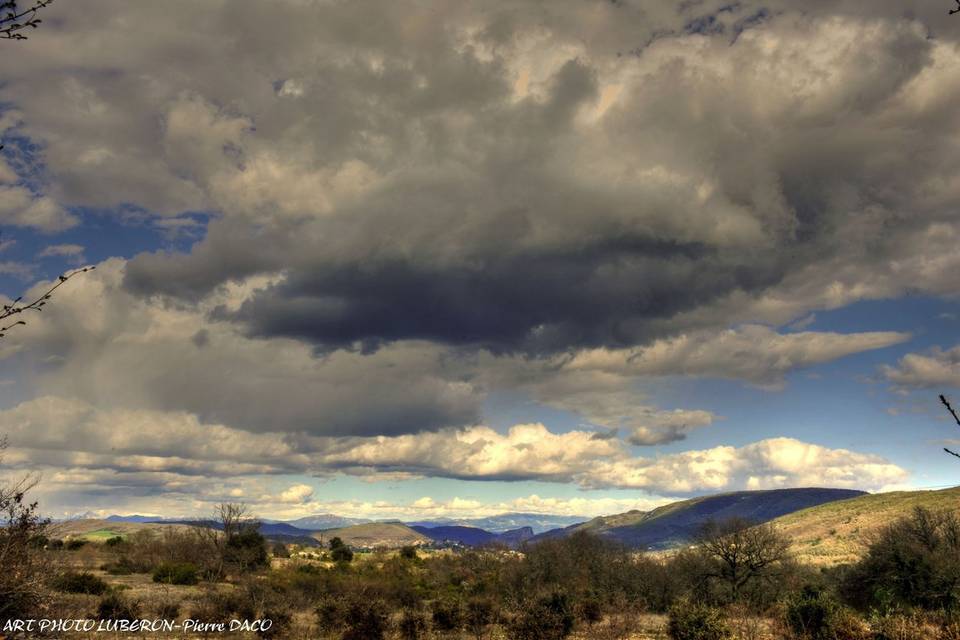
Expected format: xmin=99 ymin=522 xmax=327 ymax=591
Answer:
xmin=773 ymin=485 xmax=960 ymax=566
xmin=532 ymin=488 xmax=865 ymax=550
xmin=106 ymin=514 xmax=168 ymax=523
xmin=412 ymin=525 xmax=498 ymax=546
xmin=285 ymin=514 xmax=371 ymax=530
xmin=312 ymin=522 xmax=429 ymax=548
xmin=406 ymin=513 xmax=586 ymax=534
xmin=495 ymin=526 xmax=535 ymax=546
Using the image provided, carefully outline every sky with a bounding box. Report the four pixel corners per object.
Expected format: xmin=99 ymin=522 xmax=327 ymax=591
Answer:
xmin=1 ymin=0 xmax=960 ymax=522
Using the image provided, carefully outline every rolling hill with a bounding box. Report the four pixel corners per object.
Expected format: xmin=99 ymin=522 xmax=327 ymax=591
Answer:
xmin=772 ymin=485 xmax=960 ymax=566
xmin=406 ymin=513 xmax=586 ymax=534
xmin=532 ymin=488 xmax=865 ymax=550
xmin=311 ymin=522 xmax=430 ymax=548
xmin=412 ymin=524 xmax=535 ymax=547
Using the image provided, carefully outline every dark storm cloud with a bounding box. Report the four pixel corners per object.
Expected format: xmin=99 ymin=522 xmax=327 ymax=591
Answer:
xmin=223 ymin=235 xmax=782 ymax=355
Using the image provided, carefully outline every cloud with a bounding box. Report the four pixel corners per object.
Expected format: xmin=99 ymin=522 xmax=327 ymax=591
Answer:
xmin=0 ymin=395 xmax=908 ymax=498
xmin=561 ymin=325 xmax=912 ymax=388
xmin=317 ymin=426 xmax=907 ymax=493
xmin=0 ymin=1 xmax=946 ymax=356
xmin=6 ymin=261 xmax=482 ymax=437
xmin=38 ymin=243 xmax=86 ymax=264
xmin=278 ymin=483 xmax=314 ymax=504
xmin=881 ymin=345 xmax=960 ymax=390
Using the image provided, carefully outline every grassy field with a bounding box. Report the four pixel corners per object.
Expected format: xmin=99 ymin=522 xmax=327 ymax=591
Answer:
xmin=772 ymin=485 xmax=960 ymax=565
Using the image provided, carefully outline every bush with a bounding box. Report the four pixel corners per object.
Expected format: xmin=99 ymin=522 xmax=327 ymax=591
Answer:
xmin=51 ymin=571 xmax=108 ymax=595
xmin=843 ymin=507 xmax=960 ymax=611
xmin=506 ymin=592 xmax=575 ymax=640
xmin=432 ymin=596 xmax=464 ymax=631
xmin=398 ymin=607 xmax=429 ymax=640
xmin=870 ymin=612 xmax=932 ymax=640
xmin=272 ymin=542 xmax=289 ymax=558
xmin=153 ymin=562 xmax=200 ymax=585
xmin=65 ymin=538 xmax=87 ymax=550
xmin=155 ymin=600 xmax=180 ymax=619
xmin=331 ymin=544 xmax=354 ymax=563
xmin=782 ymin=587 xmax=869 ymax=640
xmin=399 ymin=545 xmax=418 ymax=560
xmin=341 ymin=595 xmax=389 ymax=640
xmin=96 ymin=591 xmax=141 ymax=620
xmin=258 ymin=606 xmax=292 ymax=640
xmin=105 ymin=535 xmax=124 ymax=547
xmin=466 ymin=597 xmax=495 ymax=640
xmin=667 ymin=599 xmax=731 ymax=640
xmin=46 ymin=538 xmax=63 ymax=550
xmin=316 ymin=595 xmax=349 ymax=633
xmin=223 ymin=527 xmax=269 ymax=572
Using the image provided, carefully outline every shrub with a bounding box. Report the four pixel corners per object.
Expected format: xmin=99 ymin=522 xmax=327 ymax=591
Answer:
xmin=153 ymin=562 xmax=200 ymax=585
xmin=341 ymin=595 xmax=389 ymax=640
xmin=51 ymin=571 xmax=108 ymax=595
xmin=578 ymin=593 xmax=604 ymax=624
xmin=667 ymin=599 xmax=731 ymax=640
xmin=782 ymin=587 xmax=870 ymax=640
xmin=432 ymin=596 xmax=464 ymax=631
xmin=65 ymin=538 xmax=87 ymax=550
xmin=400 ymin=545 xmax=418 ymax=560
xmin=96 ymin=591 xmax=141 ymax=620
xmin=272 ymin=542 xmax=289 ymax=558
xmin=258 ymin=606 xmax=292 ymax=640
xmin=870 ymin=612 xmax=931 ymax=640
xmin=506 ymin=592 xmax=575 ymax=640
xmin=223 ymin=527 xmax=269 ymax=572
xmin=46 ymin=538 xmax=63 ymax=550
xmin=155 ymin=600 xmax=180 ymax=619
xmin=316 ymin=595 xmax=349 ymax=633
xmin=466 ymin=597 xmax=495 ymax=640
xmin=105 ymin=535 xmax=124 ymax=547
xmin=398 ymin=607 xmax=429 ymax=640
xmin=843 ymin=507 xmax=960 ymax=611
xmin=331 ymin=544 xmax=354 ymax=563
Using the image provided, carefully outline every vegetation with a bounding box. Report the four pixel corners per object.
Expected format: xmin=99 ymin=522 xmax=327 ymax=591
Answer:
xmin=9 ymin=491 xmax=960 ymax=638
xmin=668 ymin=599 xmax=732 ymax=640
xmin=152 ymin=562 xmax=200 ymax=585
xmin=50 ymin=570 xmax=108 ymax=595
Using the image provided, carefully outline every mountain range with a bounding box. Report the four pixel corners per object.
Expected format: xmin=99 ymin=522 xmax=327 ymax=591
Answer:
xmin=529 ymin=488 xmax=866 ymax=549
xmin=86 ymin=487 xmax=867 ymax=551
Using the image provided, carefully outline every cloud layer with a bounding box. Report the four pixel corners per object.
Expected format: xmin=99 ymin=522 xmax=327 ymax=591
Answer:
xmin=0 ymin=0 xmax=952 ymax=515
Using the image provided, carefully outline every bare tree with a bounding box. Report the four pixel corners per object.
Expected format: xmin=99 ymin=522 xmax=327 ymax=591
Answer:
xmin=940 ymin=394 xmax=960 ymax=459
xmin=695 ymin=517 xmax=791 ymax=602
xmin=0 ymin=0 xmax=52 ymax=40
xmin=0 ymin=266 xmax=93 ymax=339
xmin=0 ymin=436 xmax=50 ymax=625
xmin=196 ymin=503 xmax=267 ymax=578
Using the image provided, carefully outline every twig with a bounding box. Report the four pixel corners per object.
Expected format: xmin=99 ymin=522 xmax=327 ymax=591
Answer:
xmin=952 ymin=1 xmax=960 ymax=15
xmin=940 ymin=394 xmax=960 ymax=427
xmin=0 ymin=266 xmax=94 ymax=338
xmin=0 ymin=0 xmax=53 ymax=40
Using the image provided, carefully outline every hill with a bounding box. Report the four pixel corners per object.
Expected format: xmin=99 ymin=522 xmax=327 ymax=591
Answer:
xmin=283 ymin=513 xmax=371 ymax=530
xmin=412 ymin=524 xmax=536 ymax=547
xmin=772 ymin=485 xmax=960 ymax=566
xmin=312 ymin=522 xmax=429 ymax=548
xmin=48 ymin=519 xmax=194 ymax=540
xmin=406 ymin=513 xmax=585 ymax=534
xmin=532 ymin=488 xmax=865 ymax=550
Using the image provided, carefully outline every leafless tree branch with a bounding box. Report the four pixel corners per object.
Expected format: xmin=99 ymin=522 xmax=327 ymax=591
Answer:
xmin=0 ymin=266 xmax=94 ymax=339
xmin=0 ymin=0 xmax=53 ymax=40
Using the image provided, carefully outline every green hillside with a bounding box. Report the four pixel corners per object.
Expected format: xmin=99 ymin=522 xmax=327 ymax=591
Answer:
xmin=533 ymin=488 xmax=864 ymax=550
xmin=772 ymin=485 xmax=960 ymax=566
xmin=311 ymin=522 xmax=429 ymax=548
